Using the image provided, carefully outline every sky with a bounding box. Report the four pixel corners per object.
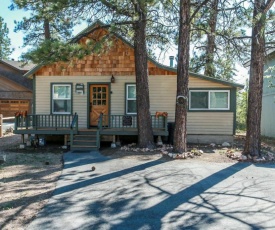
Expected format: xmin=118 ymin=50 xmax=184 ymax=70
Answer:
xmin=0 ymin=0 xmax=248 ymax=84
xmin=0 ymin=0 xmax=28 ymax=60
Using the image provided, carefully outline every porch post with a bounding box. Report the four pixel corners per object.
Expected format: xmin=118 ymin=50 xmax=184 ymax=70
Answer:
xmin=111 ymin=135 xmax=116 ymax=148
xmin=157 ymin=136 xmax=163 ymax=146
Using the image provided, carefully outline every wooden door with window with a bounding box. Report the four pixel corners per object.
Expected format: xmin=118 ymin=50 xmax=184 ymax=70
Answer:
xmin=90 ymin=84 xmax=109 ymax=126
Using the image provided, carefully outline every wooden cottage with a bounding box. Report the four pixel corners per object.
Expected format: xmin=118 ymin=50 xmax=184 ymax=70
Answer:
xmin=0 ymin=60 xmax=34 ymax=117
xmin=14 ymin=21 xmax=243 ymax=150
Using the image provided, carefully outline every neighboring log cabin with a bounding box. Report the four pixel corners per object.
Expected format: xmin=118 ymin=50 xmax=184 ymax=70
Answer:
xmin=0 ymin=60 xmax=34 ymax=117
xmin=14 ymin=20 xmax=243 ymax=150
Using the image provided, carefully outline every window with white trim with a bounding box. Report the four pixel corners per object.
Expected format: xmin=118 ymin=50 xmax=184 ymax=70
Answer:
xmin=189 ymin=90 xmax=230 ymax=110
xmin=52 ymin=84 xmax=72 ymax=114
xmin=126 ymin=84 xmax=137 ymax=114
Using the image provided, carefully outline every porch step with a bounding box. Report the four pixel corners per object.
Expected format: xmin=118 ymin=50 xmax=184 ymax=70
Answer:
xmin=70 ymin=130 xmax=99 ymax=151
xmin=71 ymin=145 xmax=98 ymax=151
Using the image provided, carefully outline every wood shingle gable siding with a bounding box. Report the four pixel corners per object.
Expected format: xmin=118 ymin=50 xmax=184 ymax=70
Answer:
xmin=36 ymin=28 xmax=175 ymax=77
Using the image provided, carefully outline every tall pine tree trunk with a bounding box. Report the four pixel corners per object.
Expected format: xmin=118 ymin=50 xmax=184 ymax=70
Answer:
xmin=243 ymin=0 xmax=266 ymax=157
xmin=133 ymin=12 xmax=155 ymax=148
xmin=204 ymin=0 xmax=218 ymax=77
xmin=173 ymin=0 xmax=190 ymax=153
xmin=44 ymin=19 xmax=50 ymax=39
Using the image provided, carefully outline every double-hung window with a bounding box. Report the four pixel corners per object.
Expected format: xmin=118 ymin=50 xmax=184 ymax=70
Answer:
xmin=52 ymin=84 xmax=72 ymax=114
xmin=189 ymin=90 xmax=230 ymax=110
xmin=126 ymin=84 xmax=137 ymax=114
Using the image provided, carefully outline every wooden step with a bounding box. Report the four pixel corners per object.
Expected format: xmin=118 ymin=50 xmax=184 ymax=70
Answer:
xmin=78 ymin=130 xmax=97 ymax=135
xmin=73 ymin=140 xmax=97 ymax=145
xmin=71 ymin=145 xmax=98 ymax=151
xmin=74 ymin=135 xmax=97 ymax=141
xmin=70 ymin=129 xmax=99 ymax=151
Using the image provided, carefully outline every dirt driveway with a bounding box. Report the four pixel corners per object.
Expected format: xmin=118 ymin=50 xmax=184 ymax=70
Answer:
xmin=0 ymin=135 xmax=64 ymax=230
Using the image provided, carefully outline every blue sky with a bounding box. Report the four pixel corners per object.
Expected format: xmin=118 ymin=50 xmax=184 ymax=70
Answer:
xmin=0 ymin=0 xmax=29 ymax=60
xmin=0 ymin=0 xmax=247 ymax=83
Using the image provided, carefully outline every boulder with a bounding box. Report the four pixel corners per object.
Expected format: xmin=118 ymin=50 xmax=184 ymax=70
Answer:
xmin=222 ymin=142 xmax=231 ymax=147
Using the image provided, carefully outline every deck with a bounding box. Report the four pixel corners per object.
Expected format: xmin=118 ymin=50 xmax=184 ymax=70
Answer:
xmin=13 ymin=114 xmax=168 ymax=136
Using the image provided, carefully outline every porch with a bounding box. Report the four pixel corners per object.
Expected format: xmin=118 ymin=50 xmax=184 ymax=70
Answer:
xmin=13 ymin=113 xmax=169 ymax=149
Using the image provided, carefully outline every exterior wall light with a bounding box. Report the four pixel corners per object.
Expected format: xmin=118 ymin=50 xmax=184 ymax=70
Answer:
xmin=111 ymin=75 xmax=115 ymax=83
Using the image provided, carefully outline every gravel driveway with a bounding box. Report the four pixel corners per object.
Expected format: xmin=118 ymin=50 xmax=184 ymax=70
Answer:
xmin=0 ymin=134 xmax=21 ymax=148
xmin=27 ymin=150 xmax=275 ymax=230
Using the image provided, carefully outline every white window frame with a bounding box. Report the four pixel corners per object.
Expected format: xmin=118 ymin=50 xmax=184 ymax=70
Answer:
xmin=52 ymin=84 xmax=72 ymax=114
xmin=126 ymin=84 xmax=137 ymax=115
xmin=189 ymin=90 xmax=230 ymax=110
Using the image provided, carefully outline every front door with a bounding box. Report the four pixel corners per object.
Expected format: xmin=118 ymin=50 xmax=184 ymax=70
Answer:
xmin=89 ymin=84 xmax=109 ymax=126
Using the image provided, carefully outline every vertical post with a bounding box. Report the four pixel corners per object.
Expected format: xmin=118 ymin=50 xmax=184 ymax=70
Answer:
xmin=96 ymin=130 xmax=100 ymax=149
xmin=70 ymin=129 xmax=73 ymax=148
xmin=14 ymin=115 xmax=18 ymax=131
xmin=0 ymin=114 xmax=3 ymax=138
xmin=26 ymin=115 xmax=29 ymax=129
xmin=55 ymin=115 xmax=57 ymax=130
xmin=75 ymin=114 xmax=78 ymax=132
xmin=111 ymin=135 xmax=116 ymax=148
xmin=64 ymin=135 xmax=68 ymax=146
xmin=21 ymin=134 xmax=25 ymax=144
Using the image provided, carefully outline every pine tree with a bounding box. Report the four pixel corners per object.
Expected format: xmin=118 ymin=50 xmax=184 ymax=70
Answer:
xmin=0 ymin=17 xmax=12 ymax=60
xmin=243 ymin=0 xmax=275 ymax=158
xmin=10 ymin=0 xmax=74 ymax=46
xmin=189 ymin=0 xmax=250 ymax=80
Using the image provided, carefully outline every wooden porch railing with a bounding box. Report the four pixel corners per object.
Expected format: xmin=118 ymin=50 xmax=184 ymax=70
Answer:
xmin=98 ymin=114 xmax=168 ymax=132
xmin=14 ymin=114 xmax=77 ymax=131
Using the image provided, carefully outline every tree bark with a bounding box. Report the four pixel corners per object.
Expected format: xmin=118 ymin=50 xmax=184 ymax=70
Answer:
xmin=204 ymin=0 xmax=219 ymax=77
xmin=133 ymin=11 xmax=155 ymax=148
xmin=44 ymin=19 xmax=51 ymax=39
xmin=173 ymin=0 xmax=190 ymax=153
xmin=243 ymin=0 xmax=266 ymax=157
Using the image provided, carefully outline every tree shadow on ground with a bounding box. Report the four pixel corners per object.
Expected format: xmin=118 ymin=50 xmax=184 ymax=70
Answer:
xmin=26 ymin=152 xmax=275 ymax=230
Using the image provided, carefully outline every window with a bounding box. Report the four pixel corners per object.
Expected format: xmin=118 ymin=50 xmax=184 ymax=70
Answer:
xmin=189 ymin=90 xmax=230 ymax=110
xmin=52 ymin=84 xmax=72 ymax=114
xmin=126 ymin=84 xmax=137 ymax=114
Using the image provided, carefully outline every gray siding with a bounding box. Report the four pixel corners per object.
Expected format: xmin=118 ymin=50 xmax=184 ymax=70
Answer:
xmin=262 ymin=53 xmax=275 ymax=137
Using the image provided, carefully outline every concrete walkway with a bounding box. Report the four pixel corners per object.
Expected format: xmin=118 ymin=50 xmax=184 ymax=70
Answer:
xmin=28 ymin=151 xmax=275 ymax=230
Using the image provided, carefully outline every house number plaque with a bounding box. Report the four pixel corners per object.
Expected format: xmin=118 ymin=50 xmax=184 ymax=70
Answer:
xmin=75 ymin=83 xmax=85 ymax=95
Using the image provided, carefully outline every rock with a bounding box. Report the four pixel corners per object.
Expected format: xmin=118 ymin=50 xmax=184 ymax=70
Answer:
xmin=0 ymin=155 xmax=6 ymax=164
xmin=168 ymin=153 xmax=173 ymax=158
xmin=210 ymin=143 xmax=216 ymax=147
xmin=199 ymin=150 xmax=204 ymax=154
xmin=222 ymin=142 xmax=231 ymax=147
xmin=241 ymin=155 xmax=247 ymax=161
xmin=253 ymin=156 xmax=265 ymax=162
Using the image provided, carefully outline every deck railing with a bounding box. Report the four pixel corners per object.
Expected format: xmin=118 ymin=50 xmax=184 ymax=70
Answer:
xmin=98 ymin=114 xmax=167 ymax=132
xmin=14 ymin=114 xmax=77 ymax=130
